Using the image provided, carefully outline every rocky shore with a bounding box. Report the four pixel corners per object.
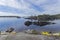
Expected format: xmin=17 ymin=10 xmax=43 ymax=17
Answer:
xmin=0 ymin=32 xmax=60 ymax=40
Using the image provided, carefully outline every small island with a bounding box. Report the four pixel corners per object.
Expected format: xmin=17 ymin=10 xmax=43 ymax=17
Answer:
xmin=24 ymin=14 xmax=60 ymax=27
xmin=25 ymin=14 xmax=60 ymax=21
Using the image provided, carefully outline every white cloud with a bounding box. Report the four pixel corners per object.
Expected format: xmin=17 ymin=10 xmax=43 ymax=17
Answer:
xmin=19 ymin=0 xmax=60 ymax=15
xmin=0 ymin=0 xmax=20 ymax=9
xmin=0 ymin=0 xmax=60 ymax=16
xmin=42 ymin=0 xmax=60 ymax=14
xmin=26 ymin=0 xmax=47 ymax=6
xmin=0 ymin=12 xmax=28 ymax=17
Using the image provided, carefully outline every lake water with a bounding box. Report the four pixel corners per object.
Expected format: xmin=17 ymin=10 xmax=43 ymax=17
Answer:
xmin=0 ymin=18 xmax=60 ymax=32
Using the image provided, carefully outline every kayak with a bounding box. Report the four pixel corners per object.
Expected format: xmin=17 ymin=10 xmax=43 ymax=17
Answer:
xmin=41 ymin=32 xmax=60 ymax=36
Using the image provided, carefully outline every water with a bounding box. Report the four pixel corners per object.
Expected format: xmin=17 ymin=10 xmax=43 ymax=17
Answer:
xmin=0 ymin=18 xmax=60 ymax=32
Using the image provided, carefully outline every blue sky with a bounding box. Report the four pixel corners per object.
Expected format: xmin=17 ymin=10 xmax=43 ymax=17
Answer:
xmin=0 ymin=0 xmax=60 ymax=16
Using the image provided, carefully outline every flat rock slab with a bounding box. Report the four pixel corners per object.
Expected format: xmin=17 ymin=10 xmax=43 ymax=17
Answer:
xmin=0 ymin=33 xmax=60 ymax=40
xmin=0 ymin=35 xmax=8 ymax=40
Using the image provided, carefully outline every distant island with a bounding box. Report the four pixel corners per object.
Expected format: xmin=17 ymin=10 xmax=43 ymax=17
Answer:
xmin=0 ymin=16 xmax=20 ymax=18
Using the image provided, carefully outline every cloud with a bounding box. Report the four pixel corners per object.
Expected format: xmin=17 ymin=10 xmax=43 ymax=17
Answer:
xmin=0 ymin=0 xmax=60 ymax=16
xmin=0 ymin=12 xmax=28 ymax=17
xmin=42 ymin=0 xmax=60 ymax=14
xmin=0 ymin=0 xmax=19 ymax=9
xmin=24 ymin=0 xmax=60 ymax=15
xmin=0 ymin=5 xmax=24 ymax=13
xmin=17 ymin=0 xmax=59 ymax=15
xmin=24 ymin=0 xmax=45 ymax=12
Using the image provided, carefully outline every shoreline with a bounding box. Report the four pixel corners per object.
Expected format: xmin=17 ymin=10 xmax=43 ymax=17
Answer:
xmin=0 ymin=32 xmax=60 ymax=40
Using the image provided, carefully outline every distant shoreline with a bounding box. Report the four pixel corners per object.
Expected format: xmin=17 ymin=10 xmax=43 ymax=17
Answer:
xmin=0 ymin=16 xmax=20 ymax=18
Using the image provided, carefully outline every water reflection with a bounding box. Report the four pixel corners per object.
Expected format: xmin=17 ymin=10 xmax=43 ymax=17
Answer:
xmin=0 ymin=18 xmax=59 ymax=32
xmin=24 ymin=21 xmax=56 ymax=26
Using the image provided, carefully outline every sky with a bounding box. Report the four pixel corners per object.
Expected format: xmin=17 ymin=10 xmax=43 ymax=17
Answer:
xmin=0 ymin=0 xmax=60 ymax=16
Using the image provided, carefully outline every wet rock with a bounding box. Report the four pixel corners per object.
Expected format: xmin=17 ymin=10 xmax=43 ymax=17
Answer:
xmin=24 ymin=21 xmax=32 ymax=26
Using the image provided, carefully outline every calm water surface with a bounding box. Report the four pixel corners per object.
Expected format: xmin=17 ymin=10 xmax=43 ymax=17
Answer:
xmin=0 ymin=18 xmax=60 ymax=32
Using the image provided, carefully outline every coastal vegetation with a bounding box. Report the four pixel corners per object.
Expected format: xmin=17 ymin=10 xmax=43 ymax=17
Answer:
xmin=24 ymin=14 xmax=60 ymax=27
xmin=26 ymin=14 xmax=60 ymax=21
